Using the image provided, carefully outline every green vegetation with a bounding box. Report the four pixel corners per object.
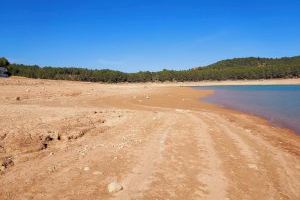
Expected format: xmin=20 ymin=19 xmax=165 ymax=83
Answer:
xmin=0 ymin=57 xmax=10 ymax=67
xmin=3 ymin=56 xmax=300 ymax=82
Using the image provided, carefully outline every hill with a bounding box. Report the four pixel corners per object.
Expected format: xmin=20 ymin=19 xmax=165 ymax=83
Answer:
xmin=203 ymin=56 xmax=300 ymax=69
xmin=3 ymin=56 xmax=300 ymax=82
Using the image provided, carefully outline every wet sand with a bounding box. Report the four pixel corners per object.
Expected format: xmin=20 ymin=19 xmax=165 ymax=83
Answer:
xmin=0 ymin=77 xmax=299 ymax=200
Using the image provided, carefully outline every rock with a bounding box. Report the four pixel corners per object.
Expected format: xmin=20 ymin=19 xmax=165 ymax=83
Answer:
xmin=16 ymin=97 xmax=21 ymax=101
xmin=0 ymin=165 xmax=6 ymax=172
xmin=107 ymin=181 xmax=123 ymax=193
xmin=1 ymin=157 xmax=14 ymax=168
xmin=47 ymin=165 xmax=56 ymax=173
xmin=84 ymin=166 xmax=90 ymax=171
xmin=93 ymin=171 xmax=103 ymax=175
xmin=145 ymin=96 xmax=150 ymax=99
xmin=248 ymin=164 xmax=258 ymax=170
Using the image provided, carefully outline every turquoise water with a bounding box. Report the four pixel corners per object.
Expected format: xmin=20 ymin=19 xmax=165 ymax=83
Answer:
xmin=193 ymin=85 xmax=300 ymax=134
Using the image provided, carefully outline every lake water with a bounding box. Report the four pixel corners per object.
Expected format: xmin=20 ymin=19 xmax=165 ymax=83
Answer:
xmin=193 ymin=85 xmax=300 ymax=135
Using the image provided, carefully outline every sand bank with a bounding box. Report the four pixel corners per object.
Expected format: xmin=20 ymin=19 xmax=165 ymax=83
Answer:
xmin=0 ymin=77 xmax=299 ymax=199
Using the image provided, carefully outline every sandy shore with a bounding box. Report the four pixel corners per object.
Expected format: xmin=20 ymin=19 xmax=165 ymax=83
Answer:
xmin=0 ymin=77 xmax=299 ymax=200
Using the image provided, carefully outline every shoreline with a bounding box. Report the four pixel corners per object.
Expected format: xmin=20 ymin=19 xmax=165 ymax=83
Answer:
xmin=1 ymin=77 xmax=299 ymax=199
xmin=193 ymin=87 xmax=300 ymax=136
xmin=7 ymin=76 xmax=300 ymax=86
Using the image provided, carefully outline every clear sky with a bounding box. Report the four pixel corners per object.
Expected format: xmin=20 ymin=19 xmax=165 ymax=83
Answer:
xmin=1 ymin=0 xmax=300 ymax=72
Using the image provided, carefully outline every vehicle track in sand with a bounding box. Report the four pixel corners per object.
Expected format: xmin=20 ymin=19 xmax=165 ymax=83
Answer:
xmin=0 ymin=77 xmax=299 ymax=200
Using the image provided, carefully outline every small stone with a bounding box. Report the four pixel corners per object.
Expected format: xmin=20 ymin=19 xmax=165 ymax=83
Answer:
xmin=48 ymin=165 xmax=56 ymax=173
xmin=107 ymin=181 xmax=123 ymax=193
xmin=93 ymin=171 xmax=103 ymax=175
xmin=49 ymin=152 xmax=54 ymax=156
xmin=248 ymin=164 xmax=258 ymax=170
xmin=83 ymin=166 xmax=90 ymax=171
xmin=80 ymin=152 xmax=86 ymax=156
xmin=1 ymin=157 xmax=14 ymax=168
xmin=16 ymin=97 xmax=21 ymax=101
xmin=0 ymin=166 xmax=6 ymax=172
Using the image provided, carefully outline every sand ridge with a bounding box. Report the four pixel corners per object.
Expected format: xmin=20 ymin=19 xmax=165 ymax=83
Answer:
xmin=0 ymin=77 xmax=299 ymax=200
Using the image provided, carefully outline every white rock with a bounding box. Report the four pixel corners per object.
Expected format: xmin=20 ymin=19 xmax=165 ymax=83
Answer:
xmin=93 ymin=171 xmax=103 ymax=175
xmin=83 ymin=166 xmax=90 ymax=171
xmin=0 ymin=166 xmax=5 ymax=172
xmin=107 ymin=181 xmax=123 ymax=193
xmin=248 ymin=164 xmax=258 ymax=170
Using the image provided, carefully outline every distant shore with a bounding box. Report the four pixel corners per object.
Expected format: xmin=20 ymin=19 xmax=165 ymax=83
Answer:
xmin=179 ymin=78 xmax=300 ymax=86
xmin=8 ymin=76 xmax=300 ymax=86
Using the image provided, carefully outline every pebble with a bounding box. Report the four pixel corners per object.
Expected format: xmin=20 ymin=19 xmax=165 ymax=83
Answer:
xmin=84 ymin=166 xmax=90 ymax=171
xmin=93 ymin=171 xmax=103 ymax=175
xmin=0 ymin=166 xmax=5 ymax=172
xmin=107 ymin=181 xmax=123 ymax=193
xmin=248 ymin=164 xmax=258 ymax=170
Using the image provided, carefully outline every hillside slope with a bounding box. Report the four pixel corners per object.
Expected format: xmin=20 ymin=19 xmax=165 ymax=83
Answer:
xmin=3 ymin=55 xmax=300 ymax=82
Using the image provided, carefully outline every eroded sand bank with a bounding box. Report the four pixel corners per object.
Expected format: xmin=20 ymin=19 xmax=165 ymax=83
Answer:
xmin=0 ymin=77 xmax=299 ymax=200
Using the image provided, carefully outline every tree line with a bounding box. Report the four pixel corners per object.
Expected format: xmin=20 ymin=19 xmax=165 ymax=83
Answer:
xmin=2 ymin=56 xmax=300 ymax=82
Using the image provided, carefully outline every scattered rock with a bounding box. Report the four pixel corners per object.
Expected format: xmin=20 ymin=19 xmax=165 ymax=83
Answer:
xmin=16 ymin=97 xmax=21 ymax=101
xmin=83 ymin=166 xmax=90 ymax=171
xmin=107 ymin=181 xmax=123 ymax=193
xmin=145 ymin=96 xmax=150 ymax=99
xmin=1 ymin=156 xmax=14 ymax=169
xmin=248 ymin=164 xmax=258 ymax=170
xmin=0 ymin=165 xmax=5 ymax=172
xmin=80 ymin=152 xmax=86 ymax=156
xmin=47 ymin=165 xmax=56 ymax=173
xmin=68 ymin=130 xmax=86 ymax=140
xmin=40 ymin=134 xmax=55 ymax=149
xmin=93 ymin=171 xmax=103 ymax=175
xmin=57 ymin=133 xmax=61 ymax=140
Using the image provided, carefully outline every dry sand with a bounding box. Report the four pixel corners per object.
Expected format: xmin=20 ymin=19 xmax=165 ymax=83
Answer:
xmin=0 ymin=77 xmax=299 ymax=200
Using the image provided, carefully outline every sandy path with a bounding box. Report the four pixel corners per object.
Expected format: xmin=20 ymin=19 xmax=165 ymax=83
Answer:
xmin=0 ymin=77 xmax=299 ymax=200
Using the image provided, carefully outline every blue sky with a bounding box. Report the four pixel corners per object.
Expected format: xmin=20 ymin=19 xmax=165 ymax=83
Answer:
xmin=0 ymin=0 xmax=300 ymax=72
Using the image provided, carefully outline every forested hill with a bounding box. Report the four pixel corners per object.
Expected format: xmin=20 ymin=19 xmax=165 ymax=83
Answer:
xmin=202 ymin=56 xmax=300 ymax=69
xmin=1 ymin=56 xmax=300 ymax=83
